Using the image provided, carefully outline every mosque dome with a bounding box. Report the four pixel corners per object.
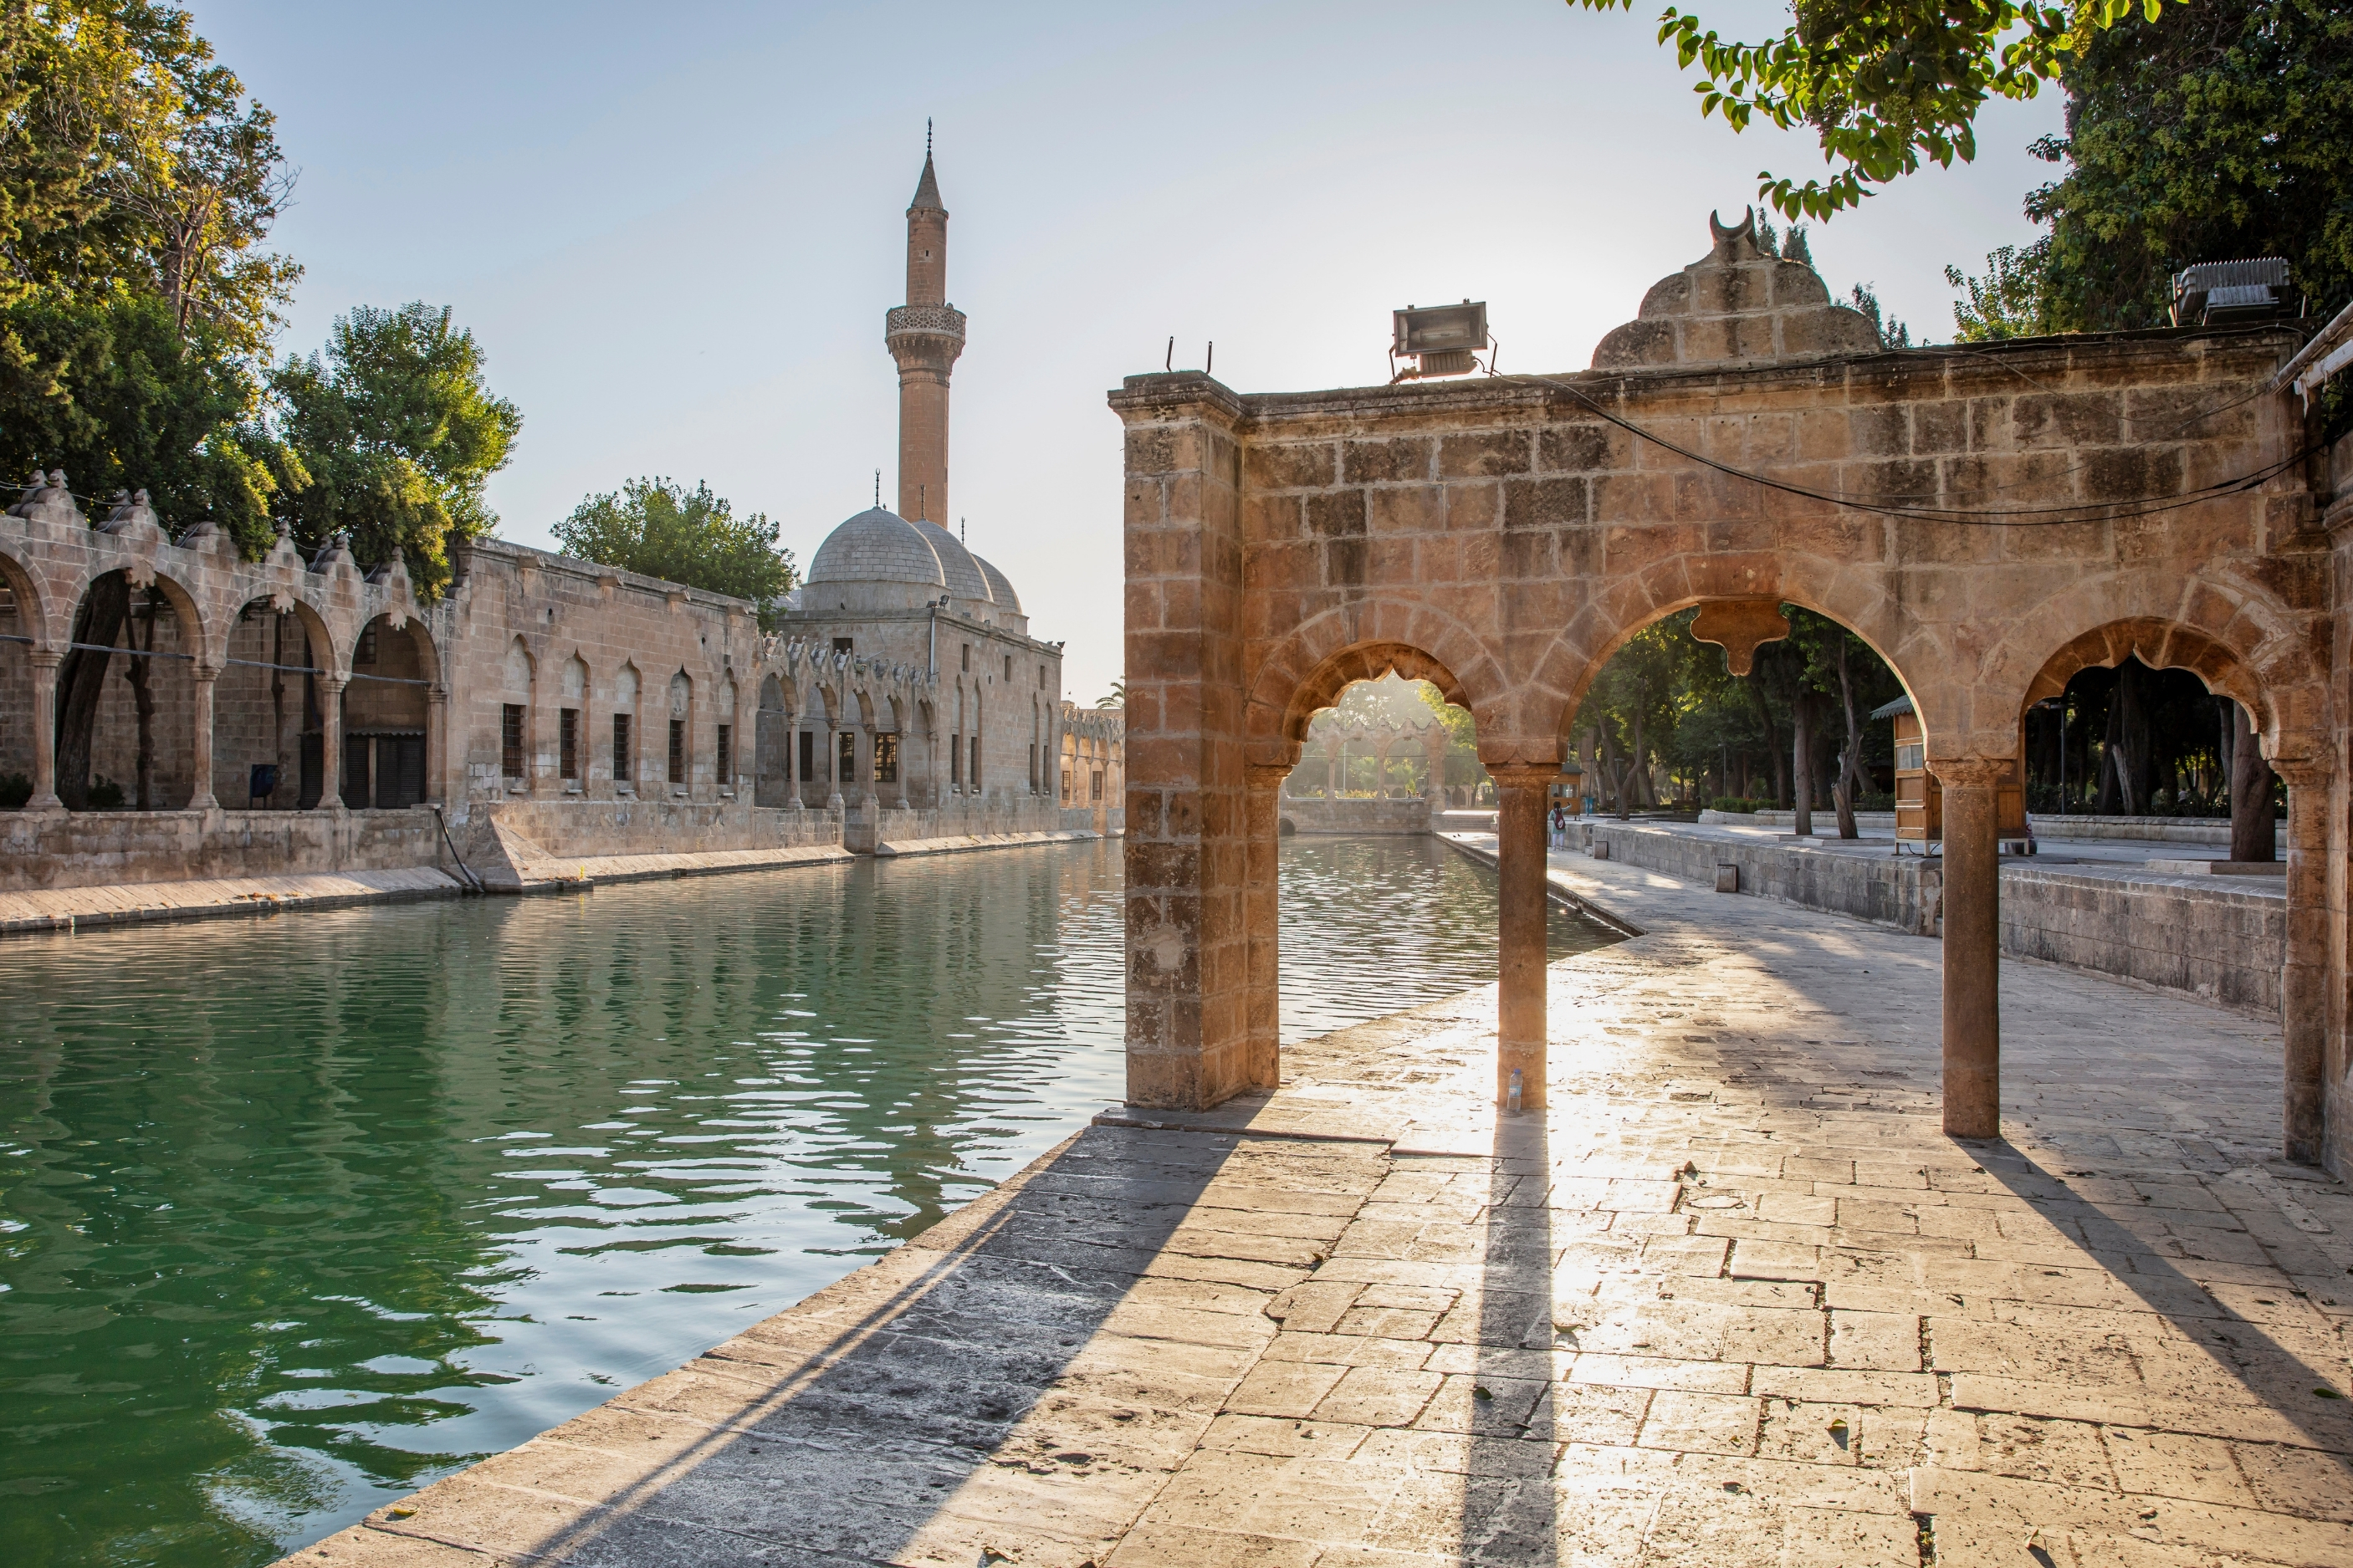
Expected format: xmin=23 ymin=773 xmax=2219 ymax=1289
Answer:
xmin=805 ymin=510 xmax=950 ymax=606
xmin=923 ymin=523 xmax=996 ymax=610
xmin=972 ymin=554 xmax=1020 ymax=615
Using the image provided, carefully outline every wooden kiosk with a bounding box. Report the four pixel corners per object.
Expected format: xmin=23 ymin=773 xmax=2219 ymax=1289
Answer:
xmin=1877 ymin=695 xmax=2028 ymax=851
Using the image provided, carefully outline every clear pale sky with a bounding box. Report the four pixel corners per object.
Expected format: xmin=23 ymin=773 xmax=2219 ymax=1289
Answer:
xmin=196 ymin=0 xmax=2064 ymax=706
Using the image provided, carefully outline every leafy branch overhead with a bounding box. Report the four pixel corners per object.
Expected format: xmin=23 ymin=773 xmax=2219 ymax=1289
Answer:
xmin=1569 ymin=1 xmax=2172 ymax=218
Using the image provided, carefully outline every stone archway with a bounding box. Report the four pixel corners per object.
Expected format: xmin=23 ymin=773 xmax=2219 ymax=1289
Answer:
xmin=1113 ymin=210 xmax=2334 ymax=1163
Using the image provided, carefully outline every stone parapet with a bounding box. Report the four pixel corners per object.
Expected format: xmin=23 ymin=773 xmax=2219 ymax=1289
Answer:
xmin=1275 ymin=794 xmax=1430 ymax=835
xmin=1548 ymin=820 xmax=2283 ymax=1016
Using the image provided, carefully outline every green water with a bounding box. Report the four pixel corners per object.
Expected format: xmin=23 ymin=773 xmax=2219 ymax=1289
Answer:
xmin=0 ymin=835 xmax=1610 ymax=1567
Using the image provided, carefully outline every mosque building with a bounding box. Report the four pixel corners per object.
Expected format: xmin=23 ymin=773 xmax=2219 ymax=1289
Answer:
xmin=0 ymin=140 xmax=1120 ymax=898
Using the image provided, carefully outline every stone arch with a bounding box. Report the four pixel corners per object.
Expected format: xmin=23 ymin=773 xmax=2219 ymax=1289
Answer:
xmin=0 ymin=541 xmax=52 ymax=649
xmin=213 ymin=595 xmax=333 ymax=810
xmin=1530 ymin=556 xmax=1951 ymax=761
xmin=1245 ymin=600 xmax=1499 ymax=769
xmin=1981 ymin=571 xmax=2324 ymax=759
xmin=55 ymin=564 xmax=206 ymax=810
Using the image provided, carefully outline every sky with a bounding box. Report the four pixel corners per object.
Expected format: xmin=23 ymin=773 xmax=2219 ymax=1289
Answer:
xmin=193 ymin=0 xmax=2065 ymax=707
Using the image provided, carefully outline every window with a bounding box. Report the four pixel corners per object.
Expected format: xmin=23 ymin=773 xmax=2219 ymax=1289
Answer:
xmin=969 ymin=735 xmax=980 ymax=788
xmin=668 ymin=719 xmax=686 ymax=784
xmin=560 ymin=708 xmax=579 ymax=779
xmin=875 ymin=733 xmax=898 ymax=784
xmin=838 ymin=730 xmax=857 ymax=784
xmin=1895 ymin=741 xmax=1924 ymax=772
xmin=1029 ymin=742 xmax=1038 ymax=791
xmin=716 ymin=723 xmax=733 ymax=785
xmin=1092 ymin=770 xmax=1104 ymax=803
xmin=950 ymin=733 xmax=961 ymax=784
xmin=501 ymin=704 xmax=524 ymax=779
xmin=833 ymin=636 xmax=853 ymax=654
xmin=1004 ymin=655 xmax=1012 ymax=681
xmin=613 ymin=712 xmax=632 ymax=784
xmin=357 ymin=626 xmax=378 ymax=665
xmin=1039 ymin=665 xmax=1048 ymax=690
xmin=1061 ymin=769 xmax=1071 ymax=804
xmin=960 ymin=643 xmax=970 ymax=673
xmin=799 ymin=728 xmax=815 ymax=783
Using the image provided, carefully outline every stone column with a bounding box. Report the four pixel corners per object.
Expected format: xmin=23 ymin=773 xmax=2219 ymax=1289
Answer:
xmin=424 ymin=684 xmax=448 ymax=804
xmin=1934 ymin=759 xmax=2004 ymax=1138
xmin=187 ymin=665 xmax=221 ymax=812
xmin=26 ymin=649 xmax=62 ymax=810
xmin=1492 ymin=764 xmax=1554 ymax=1111
xmin=1109 ymin=373 xmax=1246 ymax=1110
xmin=2276 ymin=757 xmax=2331 ymax=1163
xmin=315 ymin=675 xmax=345 ymax=810
xmin=1244 ymin=763 xmax=1287 ymax=1093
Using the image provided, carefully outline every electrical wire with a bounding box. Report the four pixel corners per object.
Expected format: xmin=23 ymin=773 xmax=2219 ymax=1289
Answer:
xmin=1491 ymin=365 xmax=2319 ymax=529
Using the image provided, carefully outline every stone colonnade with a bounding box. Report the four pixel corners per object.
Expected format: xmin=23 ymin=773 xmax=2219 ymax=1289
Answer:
xmin=1114 ymin=213 xmax=2348 ymax=1170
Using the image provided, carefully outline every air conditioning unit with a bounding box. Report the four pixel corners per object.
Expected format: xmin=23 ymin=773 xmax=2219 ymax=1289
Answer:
xmin=2171 ymin=258 xmax=2295 ymax=326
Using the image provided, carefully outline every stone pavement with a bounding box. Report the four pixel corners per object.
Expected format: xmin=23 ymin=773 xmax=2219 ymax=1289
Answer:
xmin=0 ymin=865 xmax=463 ymax=936
xmin=284 ymin=848 xmax=2353 ymax=1568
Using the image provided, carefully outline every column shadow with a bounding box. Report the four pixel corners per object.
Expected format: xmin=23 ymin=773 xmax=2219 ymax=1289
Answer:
xmin=1454 ymin=1111 xmax=1558 ymax=1565
xmin=1972 ymin=1140 xmax=2353 ymax=1458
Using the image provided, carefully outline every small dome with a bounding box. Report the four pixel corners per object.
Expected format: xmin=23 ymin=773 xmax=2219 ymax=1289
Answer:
xmin=806 ymin=508 xmax=947 ymax=590
xmin=972 ymin=553 xmax=1020 ymax=615
xmin=921 ymin=521 xmax=996 ymax=608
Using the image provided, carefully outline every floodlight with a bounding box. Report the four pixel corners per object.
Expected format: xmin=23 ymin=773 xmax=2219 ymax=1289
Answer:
xmin=1391 ymin=301 xmax=1490 ymax=380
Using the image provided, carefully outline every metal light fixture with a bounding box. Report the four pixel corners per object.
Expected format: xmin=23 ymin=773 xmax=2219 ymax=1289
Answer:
xmin=1390 ymin=301 xmax=1493 ymax=382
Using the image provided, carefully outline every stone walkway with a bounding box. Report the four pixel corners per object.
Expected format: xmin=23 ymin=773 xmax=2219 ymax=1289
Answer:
xmin=0 ymin=865 xmax=463 ymax=935
xmin=285 ymin=849 xmax=2353 ymax=1568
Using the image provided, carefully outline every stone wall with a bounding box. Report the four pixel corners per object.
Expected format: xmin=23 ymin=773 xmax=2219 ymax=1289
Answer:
xmin=0 ymin=805 xmax=449 ymax=893
xmin=1276 ymin=795 xmax=1431 ymax=835
xmin=1701 ymin=808 xmax=2241 ymax=845
xmin=1554 ymin=820 xmax=2282 ymax=1016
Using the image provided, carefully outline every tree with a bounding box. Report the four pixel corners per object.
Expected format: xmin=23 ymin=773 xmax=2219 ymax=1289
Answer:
xmin=1943 ymin=243 xmax=2056 ymax=340
xmin=1568 ymin=1 xmax=2178 ymax=218
xmin=0 ymin=289 xmax=295 ymax=549
xmin=273 ymin=303 xmax=522 ymax=597
xmin=552 ymin=478 xmax=796 ymax=631
xmin=1097 ymin=680 xmax=1124 ymax=709
xmin=0 ymin=1 xmax=299 ymax=537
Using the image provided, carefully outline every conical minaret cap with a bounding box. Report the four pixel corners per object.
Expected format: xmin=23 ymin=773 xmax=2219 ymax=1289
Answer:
xmin=909 ymin=153 xmax=943 ymax=212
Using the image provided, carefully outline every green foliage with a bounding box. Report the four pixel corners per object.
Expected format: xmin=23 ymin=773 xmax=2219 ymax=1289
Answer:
xmin=1568 ymin=1 xmax=2174 ymax=218
xmin=0 ymin=1 xmax=299 ymax=537
xmin=2025 ymin=0 xmax=2353 ymax=331
xmin=1943 ymin=241 xmax=2058 ymax=340
xmin=1097 ymin=680 xmax=1124 ymax=708
xmin=553 ymin=478 xmax=797 ymax=631
xmin=0 ymin=288 xmax=295 ymax=550
xmin=272 ymin=304 xmax=522 ymax=599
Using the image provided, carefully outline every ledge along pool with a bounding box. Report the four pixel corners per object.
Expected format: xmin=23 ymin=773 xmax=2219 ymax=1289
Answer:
xmin=0 ymin=835 xmax=1615 ymax=1567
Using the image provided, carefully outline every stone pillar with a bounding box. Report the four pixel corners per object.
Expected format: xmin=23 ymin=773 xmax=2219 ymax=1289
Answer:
xmin=315 ymin=675 xmax=345 ymax=810
xmin=1492 ymin=764 xmax=1554 ymax=1111
xmin=824 ymin=715 xmax=843 ymax=811
xmin=1244 ymin=763 xmax=1286 ymax=1093
xmin=1934 ymin=759 xmax=2004 ymax=1138
xmin=187 ymin=665 xmax=221 ymax=812
xmin=425 ymin=684 xmax=448 ymax=804
xmin=26 ymin=649 xmax=62 ymax=810
xmin=2277 ymin=758 xmax=2331 ymax=1163
xmin=1110 ymin=373 xmax=1246 ymax=1109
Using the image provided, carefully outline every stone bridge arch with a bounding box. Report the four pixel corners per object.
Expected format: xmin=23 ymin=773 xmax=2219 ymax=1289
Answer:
xmin=1113 ymin=208 xmax=2342 ymax=1167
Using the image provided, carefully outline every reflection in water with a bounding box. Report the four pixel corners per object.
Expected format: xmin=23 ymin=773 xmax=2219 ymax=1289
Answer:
xmin=0 ymin=835 xmax=1611 ymax=1566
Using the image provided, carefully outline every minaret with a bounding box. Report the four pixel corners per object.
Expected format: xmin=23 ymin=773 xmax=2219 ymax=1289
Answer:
xmin=886 ymin=125 xmax=964 ymax=529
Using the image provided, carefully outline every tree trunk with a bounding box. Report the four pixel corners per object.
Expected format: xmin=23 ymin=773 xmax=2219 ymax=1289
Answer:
xmin=1832 ymin=636 xmax=1861 ymax=839
xmin=1629 ymin=707 xmax=1652 ymax=810
xmin=124 ymin=589 xmax=158 ymax=810
xmin=54 ymin=575 xmax=129 ymax=810
xmin=1743 ymin=673 xmax=1786 ymax=807
xmin=1791 ymin=692 xmax=1815 ymax=836
xmin=2229 ymin=701 xmax=2276 ymax=862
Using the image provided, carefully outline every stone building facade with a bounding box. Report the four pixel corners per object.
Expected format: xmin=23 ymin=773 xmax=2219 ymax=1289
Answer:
xmin=1114 ymin=209 xmax=2353 ymax=1176
xmin=0 ymin=145 xmax=1115 ymax=896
